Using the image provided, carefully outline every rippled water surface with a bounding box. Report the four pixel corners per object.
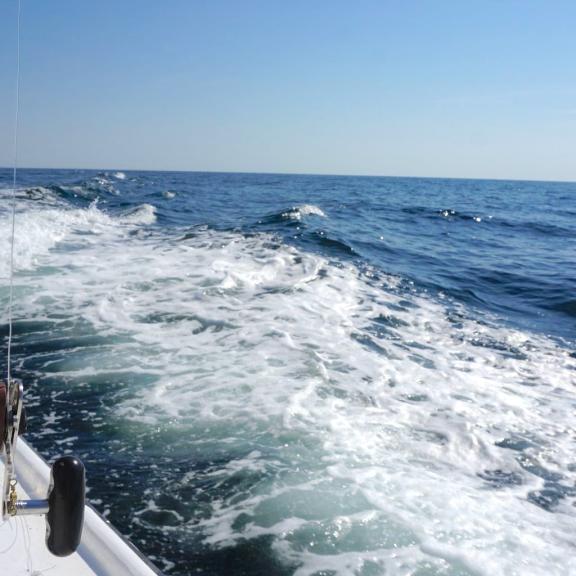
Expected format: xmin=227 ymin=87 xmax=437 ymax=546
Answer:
xmin=1 ymin=169 xmax=575 ymax=575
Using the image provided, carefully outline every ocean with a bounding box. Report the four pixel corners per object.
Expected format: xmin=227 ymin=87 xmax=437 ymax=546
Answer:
xmin=1 ymin=168 xmax=575 ymax=575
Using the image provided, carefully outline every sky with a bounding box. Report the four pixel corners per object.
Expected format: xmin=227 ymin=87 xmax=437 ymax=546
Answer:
xmin=0 ymin=0 xmax=575 ymax=181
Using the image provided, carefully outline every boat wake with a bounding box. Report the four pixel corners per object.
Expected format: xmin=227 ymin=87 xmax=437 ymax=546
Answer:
xmin=1 ymin=180 xmax=575 ymax=575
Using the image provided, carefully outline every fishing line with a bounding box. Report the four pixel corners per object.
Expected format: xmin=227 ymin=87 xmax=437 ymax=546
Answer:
xmin=6 ymin=0 xmax=22 ymax=390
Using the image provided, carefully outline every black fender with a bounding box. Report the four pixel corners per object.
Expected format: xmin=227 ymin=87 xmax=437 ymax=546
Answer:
xmin=46 ymin=456 xmax=85 ymax=556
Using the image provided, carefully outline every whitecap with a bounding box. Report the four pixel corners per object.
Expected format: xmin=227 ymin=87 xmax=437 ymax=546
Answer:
xmin=282 ymin=204 xmax=327 ymax=220
xmin=117 ymin=204 xmax=157 ymax=225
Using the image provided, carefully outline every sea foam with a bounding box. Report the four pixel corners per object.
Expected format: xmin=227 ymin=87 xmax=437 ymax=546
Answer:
xmin=4 ymin=195 xmax=575 ymax=575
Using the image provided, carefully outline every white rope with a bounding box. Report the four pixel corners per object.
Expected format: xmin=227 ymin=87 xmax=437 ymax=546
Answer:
xmin=6 ymin=0 xmax=22 ymax=389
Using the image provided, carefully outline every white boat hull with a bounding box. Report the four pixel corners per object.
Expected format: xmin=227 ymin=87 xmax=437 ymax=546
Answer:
xmin=1 ymin=439 xmax=160 ymax=575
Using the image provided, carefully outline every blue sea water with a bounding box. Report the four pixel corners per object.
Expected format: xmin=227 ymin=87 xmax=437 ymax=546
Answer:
xmin=1 ymin=169 xmax=575 ymax=575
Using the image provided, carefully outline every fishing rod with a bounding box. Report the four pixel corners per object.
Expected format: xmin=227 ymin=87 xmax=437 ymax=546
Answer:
xmin=1 ymin=379 xmax=85 ymax=556
xmin=1 ymin=0 xmax=86 ymax=557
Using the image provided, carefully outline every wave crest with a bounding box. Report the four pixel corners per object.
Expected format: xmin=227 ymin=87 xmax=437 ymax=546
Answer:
xmin=118 ymin=204 xmax=157 ymax=225
xmin=281 ymin=204 xmax=326 ymax=220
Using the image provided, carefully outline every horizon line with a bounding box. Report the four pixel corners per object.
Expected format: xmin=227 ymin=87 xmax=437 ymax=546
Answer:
xmin=0 ymin=165 xmax=575 ymax=186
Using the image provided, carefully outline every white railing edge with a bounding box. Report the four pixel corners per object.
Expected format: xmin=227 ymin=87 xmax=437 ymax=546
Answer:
xmin=15 ymin=438 xmax=162 ymax=576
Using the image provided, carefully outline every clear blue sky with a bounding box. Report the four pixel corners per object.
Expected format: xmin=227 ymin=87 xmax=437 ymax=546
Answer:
xmin=1 ymin=0 xmax=575 ymax=181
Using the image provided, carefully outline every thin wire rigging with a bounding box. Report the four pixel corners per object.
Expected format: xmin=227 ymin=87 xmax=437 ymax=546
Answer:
xmin=6 ymin=0 xmax=22 ymax=390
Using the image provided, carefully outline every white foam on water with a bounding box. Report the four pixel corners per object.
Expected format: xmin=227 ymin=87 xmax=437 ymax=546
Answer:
xmin=282 ymin=204 xmax=327 ymax=220
xmin=2 ymin=197 xmax=576 ymax=575
xmin=117 ymin=203 xmax=157 ymax=225
xmin=0 ymin=197 xmax=101 ymax=278
xmin=0 ymin=193 xmax=155 ymax=278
